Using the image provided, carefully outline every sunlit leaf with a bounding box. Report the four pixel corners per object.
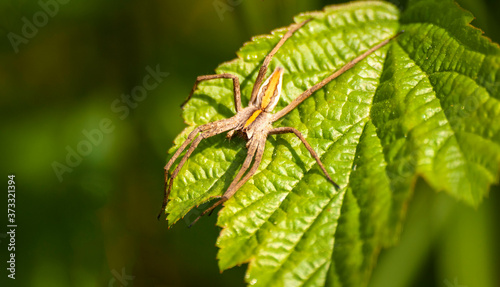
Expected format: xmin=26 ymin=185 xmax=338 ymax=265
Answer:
xmin=163 ymin=0 xmax=500 ymax=286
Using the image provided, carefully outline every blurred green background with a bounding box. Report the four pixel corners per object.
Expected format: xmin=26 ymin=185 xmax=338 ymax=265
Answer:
xmin=0 ymin=0 xmax=499 ymax=286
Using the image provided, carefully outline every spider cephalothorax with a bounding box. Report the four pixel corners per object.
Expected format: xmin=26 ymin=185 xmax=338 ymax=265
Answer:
xmin=230 ymin=67 xmax=283 ymax=142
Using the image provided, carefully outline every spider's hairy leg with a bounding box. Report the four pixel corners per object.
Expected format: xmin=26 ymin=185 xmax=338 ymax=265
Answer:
xmin=181 ymin=74 xmax=242 ymax=113
xmin=225 ymin=137 xmax=266 ymax=195
xmin=271 ymin=32 xmax=402 ymax=122
xmin=269 ymin=127 xmax=339 ymax=189
xmin=158 ymin=118 xmax=236 ymax=220
xmin=249 ymin=18 xmax=311 ymax=104
xmin=189 ymin=136 xmax=266 ymax=227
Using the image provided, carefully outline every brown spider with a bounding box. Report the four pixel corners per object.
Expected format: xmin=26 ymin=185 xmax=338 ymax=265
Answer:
xmin=159 ymin=19 xmax=400 ymax=226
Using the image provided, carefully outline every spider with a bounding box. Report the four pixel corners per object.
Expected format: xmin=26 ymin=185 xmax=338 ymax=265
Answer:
xmin=159 ymin=19 xmax=400 ymax=225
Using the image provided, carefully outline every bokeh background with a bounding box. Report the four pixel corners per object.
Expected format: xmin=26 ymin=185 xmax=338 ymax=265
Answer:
xmin=1 ymin=0 xmax=499 ymax=286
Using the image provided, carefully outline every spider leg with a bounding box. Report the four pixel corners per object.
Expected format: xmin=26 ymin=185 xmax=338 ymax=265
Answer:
xmin=249 ymin=19 xmax=311 ymax=105
xmin=224 ymin=138 xmax=266 ymax=197
xmin=189 ymin=137 xmax=266 ymax=227
xmin=271 ymin=33 xmax=401 ymax=122
xmin=158 ymin=119 xmax=235 ymax=219
xmin=181 ymin=74 xmax=242 ymax=113
xmin=269 ymin=127 xmax=339 ymax=189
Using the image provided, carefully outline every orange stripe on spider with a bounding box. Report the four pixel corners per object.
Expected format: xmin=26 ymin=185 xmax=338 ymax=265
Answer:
xmin=261 ymin=68 xmax=283 ymax=110
xmin=244 ymin=110 xmax=262 ymax=128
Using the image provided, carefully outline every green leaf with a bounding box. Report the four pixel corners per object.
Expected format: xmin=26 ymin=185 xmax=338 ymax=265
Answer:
xmin=163 ymin=0 xmax=500 ymax=286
